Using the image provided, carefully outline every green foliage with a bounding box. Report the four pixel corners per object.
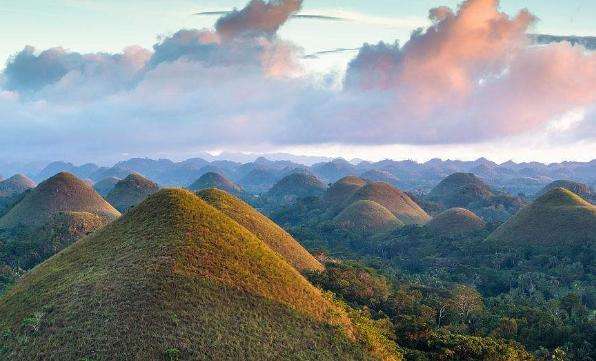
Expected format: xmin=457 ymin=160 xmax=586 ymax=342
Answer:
xmin=164 ymin=347 xmax=181 ymax=361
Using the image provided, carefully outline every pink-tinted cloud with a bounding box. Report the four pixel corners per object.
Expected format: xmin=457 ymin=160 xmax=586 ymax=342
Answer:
xmin=216 ymin=0 xmax=303 ymax=39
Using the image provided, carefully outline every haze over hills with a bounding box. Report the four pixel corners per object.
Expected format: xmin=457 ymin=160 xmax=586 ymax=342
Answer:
xmin=106 ymin=173 xmax=160 ymax=212
xmin=188 ymin=172 xmax=244 ymax=195
xmin=266 ymin=173 xmax=327 ymax=204
xmin=0 ymin=189 xmax=398 ymax=360
xmin=93 ymin=176 xmax=121 ymax=197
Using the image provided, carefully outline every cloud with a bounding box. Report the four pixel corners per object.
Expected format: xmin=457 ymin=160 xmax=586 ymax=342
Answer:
xmin=215 ymin=0 xmax=302 ymax=39
xmin=0 ymin=0 xmax=594 ymax=162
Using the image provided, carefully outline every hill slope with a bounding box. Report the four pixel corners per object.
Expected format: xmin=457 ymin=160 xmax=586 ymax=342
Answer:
xmin=488 ymin=188 xmax=596 ymax=247
xmin=0 ymin=172 xmax=120 ymax=229
xmin=322 ymin=176 xmax=367 ymax=215
xmin=334 ymin=200 xmax=403 ymax=235
xmin=106 ymin=173 xmax=159 ymax=212
xmin=427 ymin=208 xmax=486 ymax=236
xmin=427 ymin=173 xmax=494 ymax=208
xmin=0 ymin=174 xmax=36 ymax=215
xmin=197 ymin=188 xmax=323 ymax=272
xmin=536 ymin=180 xmax=593 ymax=202
xmin=93 ymin=177 xmax=121 ymax=197
xmin=188 ymin=172 xmax=244 ymax=195
xmin=0 ymin=189 xmax=398 ymax=360
xmin=347 ymin=182 xmax=430 ymax=225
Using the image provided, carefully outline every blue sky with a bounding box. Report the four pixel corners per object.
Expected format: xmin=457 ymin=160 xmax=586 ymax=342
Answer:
xmin=1 ymin=0 xmax=594 ymax=67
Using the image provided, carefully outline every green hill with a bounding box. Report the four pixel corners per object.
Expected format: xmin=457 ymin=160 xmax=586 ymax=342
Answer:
xmin=347 ymin=182 xmax=430 ymax=225
xmin=267 ymin=173 xmax=326 ymax=204
xmin=0 ymin=189 xmax=400 ymax=360
xmin=322 ymin=176 xmax=367 ymax=216
xmin=188 ymin=172 xmax=244 ymax=195
xmin=0 ymin=172 xmax=120 ymax=229
xmin=93 ymin=177 xmax=121 ymax=197
xmin=488 ymin=188 xmax=596 ymax=247
xmin=197 ymin=188 xmax=324 ymax=272
xmin=428 ymin=173 xmax=494 ymax=208
xmin=426 ymin=208 xmax=486 ymax=236
xmin=106 ymin=173 xmax=159 ymax=212
xmin=0 ymin=174 xmax=36 ymax=215
xmin=536 ymin=180 xmax=593 ymax=202
xmin=334 ymin=200 xmax=403 ymax=235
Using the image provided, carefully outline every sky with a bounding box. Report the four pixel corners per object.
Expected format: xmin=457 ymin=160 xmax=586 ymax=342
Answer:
xmin=0 ymin=0 xmax=594 ymax=164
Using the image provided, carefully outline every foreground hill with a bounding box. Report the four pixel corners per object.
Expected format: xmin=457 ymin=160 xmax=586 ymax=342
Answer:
xmin=93 ymin=176 xmax=121 ymax=197
xmin=488 ymin=188 xmax=596 ymax=247
xmin=427 ymin=208 xmax=486 ymax=236
xmin=188 ymin=172 xmax=244 ymax=195
xmin=347 ymin=182 xmax=430 ymax=225
xmin=0 ymin=172 xmax=119 ymax=229
xmin=197 ymin=188 xmax=323 ymax=272
xmin=0 ymin=189 xmax=398 ymax=360
xmin=106 ymin=173 xmax=159 ymax=212
xmin=266 ymin=173 xmax=326 ymax=204
xmin=536 ymin=180 xmax=593 ymax=202
xmin=334 ymin=200 xmax=403 ymax=235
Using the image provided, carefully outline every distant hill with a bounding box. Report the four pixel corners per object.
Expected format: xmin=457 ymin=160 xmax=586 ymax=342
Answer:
xmin=0 ymin=189 xmax=398 ymax=360
xmin=93 ymin=177 xmax=120 ymax=197
xmin=0 ymin=172 xmax=119 ymax=229
xmin=427 ymin=208 xmax=486 ymax=236
xmin=311 ymin=159 xmax=356 ymax=183
xmin=238 ymin=168 xmax=279 ymax=193
xmin=360 ymin=170 xmax=400 ymax=186
xmin=537 ymin=180 xmax=593 ymax=202
xmin=0 ymin=175 xmax=36 ymax=214
xmin=488 ymin=188 xmax=596 ymax=247
xmin=188 ymin=172 xmax=243 ymax=195
xmin=106 ymin=173 xmax=159 ymax=212
xmin=428 ymin=173 xmax=494 ymax=208
xmin=334 ymin=200 xmax=403 ymax=235
xmin=347 ymin=182 xmax=430 ymax=225
xmin=197 ymin=188 xmax=323 ymax=272
xmin=266 ymin=173 xmax=326 ymax=204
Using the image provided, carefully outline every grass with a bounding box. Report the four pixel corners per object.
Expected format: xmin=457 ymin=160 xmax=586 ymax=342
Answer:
xmin=105 ymin=173 xmax=159 ymax=212
xmin=0 ymin=172 xmax=120 ymax=229
xmin=322 ymin=176 xmax=367 ymax=217
xmin=334 ymin=200 xmax=403 ymax=236
xmin=426 ymin=207 xmax=486 ymax=236
xmin=347 ymin=182 xmax=430 ymax=225
xmin=0 ymin=189 xmax=401 ymax=360
xmin=488 ymin=188 xmax=596 ymax=247
xmin=197 ymin=188 xmax=324 ymax=272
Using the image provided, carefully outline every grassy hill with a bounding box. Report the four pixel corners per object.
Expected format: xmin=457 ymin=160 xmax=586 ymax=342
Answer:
xmin=322 ymin=176 xmax=368 ymax=217
xmin=93 ymin=177 xmax=121 ymax=197
xmin=188 ymin=172 xmax=244 ymax=195
xmin=106 ymin=173 xmax=159 ymax=212
xmin=427 ymin=173 xmax=494 ymax=208
xmin=536 ymin=180 xmax=593 ymax=202
xmin=0 ymin=175 xmax=36 ymax=215
xmin=426 ymin=208 xmax=486 ymax=236
xmin=0 ymin=172 xmax=120 ymax=229
xmin=0 ymin=189 xmax=400 ymax=360
xmin=197 ymin=188 xmax=324 ymax=273
xmin=488 ymin=188 xmax=596 ymax=247
xmin=347 ymin=182 xmax=430 ymax=225
xmin=267 ymin=173 xmax=326 ymax=204
xmin=334 ymin=200 xmax=403 ymax=236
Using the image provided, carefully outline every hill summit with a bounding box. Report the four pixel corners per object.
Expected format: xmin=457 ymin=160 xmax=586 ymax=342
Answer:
xmin=266 ymin=173 xmax=326 ymax=204
xmin=537 ymin=180 xmax=593 ymax=202
xmin=427 ymin=208 xmax=486 ymax=236
xmin=188 ymin=172 xmax=243 ymax=195
xmin=0 ymin=172 xmax=119 ymax=229
xmin=197 ymin=188 xmax=323 ymax=272
xmin=106 ymin=173 xmax=159 ymax=212
xmin=0 ymin=174 xmax=36 ymax=198
xmin=334 ymin=200 xmax=403 ymax=235
xmin=0 ymin=189 xmax=398 ymax=360
xmin=488 ymin=188 xmax=596 ymax=246
xmin=428 ymin=173 xmax=493 ymax=208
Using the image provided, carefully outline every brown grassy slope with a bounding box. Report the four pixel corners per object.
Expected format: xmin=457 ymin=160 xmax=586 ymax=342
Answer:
xmin=427 ymin=208 xmax=486 ymax=236
xmin=347 ymin=182 xmax=430 ymax=225
xmin=488 ymin=188 xmax=596 ymax=247
xmin=188 ymin=172 xmax=243 ymax=194
xmin=0 ymin=189 xmax=400 ymax=360
xmin=0 ymin=172 xmax=120 ymax=229
xmin=322 ymin=176 xmax=367 ymax=217
xmin=197 ymin=188 xmax=324 ymax=272
xmin=334 ymin=200 xmax=403 ymax=235
xmin=106 ymin=173 xmax=159 ymax=212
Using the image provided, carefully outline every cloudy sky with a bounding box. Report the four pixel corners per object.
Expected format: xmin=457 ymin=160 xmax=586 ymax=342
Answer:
xmin=0 ymin=0 xmax=595 ymax=164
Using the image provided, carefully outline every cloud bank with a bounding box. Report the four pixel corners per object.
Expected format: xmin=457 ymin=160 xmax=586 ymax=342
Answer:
xmin=0 ymin=0 xmax=594 ymax=161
